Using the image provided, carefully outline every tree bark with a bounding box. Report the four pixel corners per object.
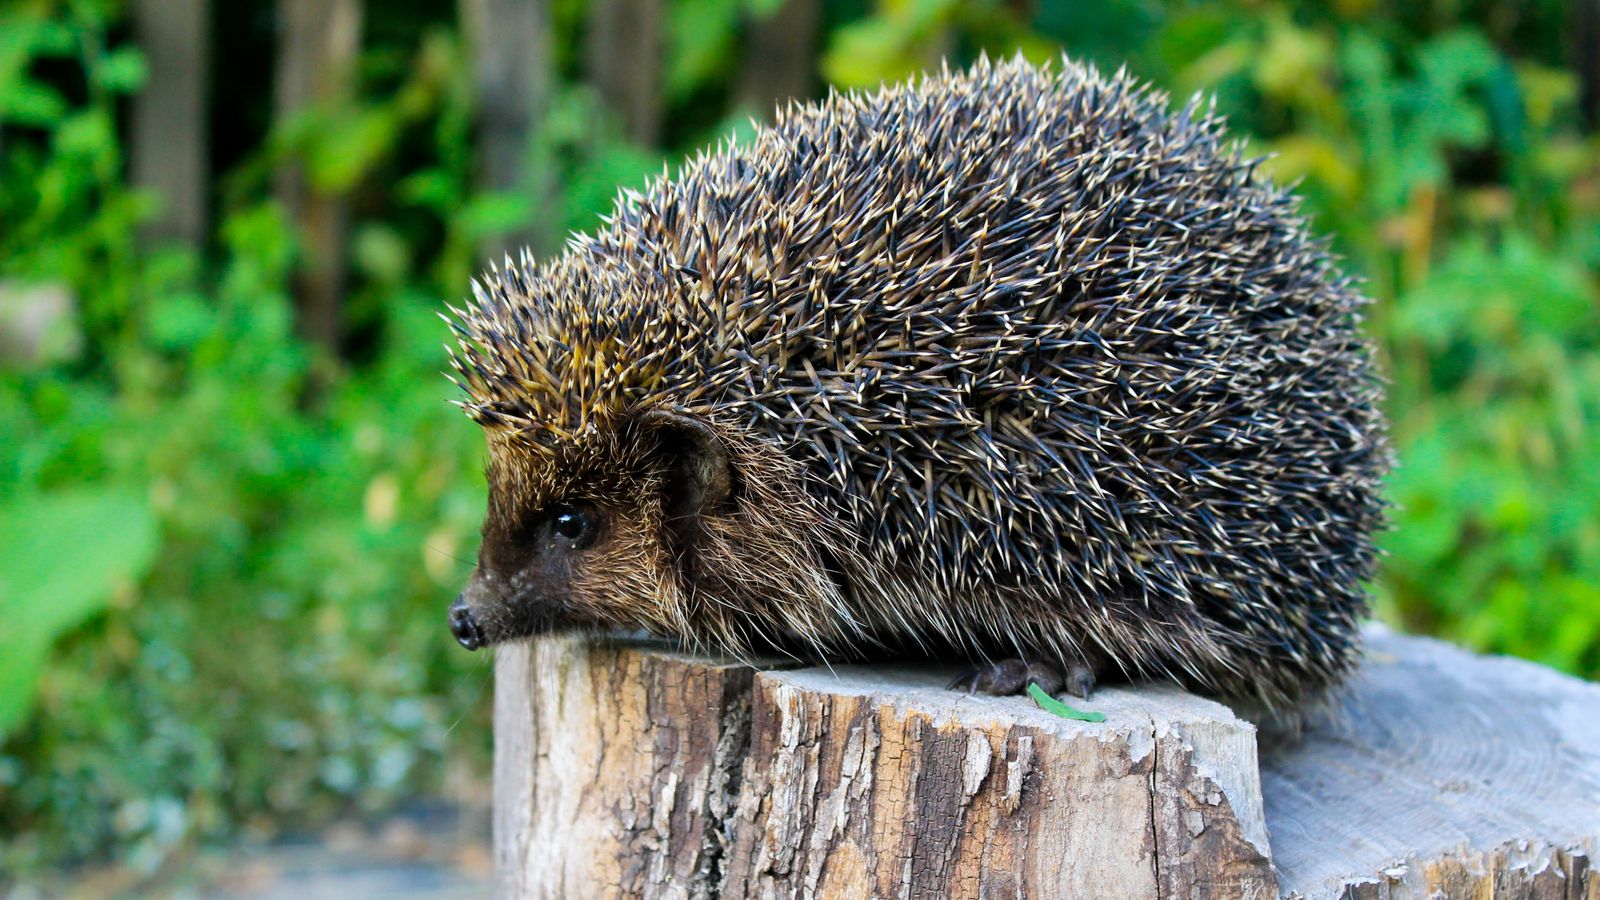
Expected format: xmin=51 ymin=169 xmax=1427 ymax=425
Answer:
xmin=585 ymin=0 xmax=664 ymax=146
xmin=722 ymin=665 xmax=1273 ymax=898
xmin=493 ymin=637 xmax=759 ymax=898
xmin=462 ymin=0 xmax=556 ymax=260
xmin=495 ymin=627 xmax=1600 ymax=899
xmin=131 ymin=0 xmax=210 ymax=245
xmin=274 ymin=0 xmax=362 ymax=352
xmin=495 ymin=636 xmax=1275 ymax=898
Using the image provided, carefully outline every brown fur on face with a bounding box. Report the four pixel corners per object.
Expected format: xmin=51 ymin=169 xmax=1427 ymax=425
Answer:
xmin=453 ymin=409 xmax=879 ymax=658
xmin=455 ymin=415 xmax=664 ymax=643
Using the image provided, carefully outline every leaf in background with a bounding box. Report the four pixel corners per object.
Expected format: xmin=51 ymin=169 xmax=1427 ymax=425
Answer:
xmin=0 ymin=10 xmax=67 ymax=125
xmin=1382 ymin=433 xmax=1463 ymax=571
xmin=309 ymin=107 xmax=402 ymax=192
xmin=823 ymin=17 xmax=911 ymax=88
xmin=1171 ymin=38 xmax=1252 ymax=100
xmin=1252 ymin=18 xmax=1332 ymax=106
xmin=823 ymin=0 xmax=961 ymax=90
xmin=563 ymin=144 xmax=664 ymax=235
xmin=1515 ymin=62 xmax=1576 ymax=131
xmin=352 ymin=222 xmax=412 ymax=285
xmin=1263 ymin=133 xmax=1360 ymax=201
xmin=0 ymin=489 xmax=158 ymax=737
xmin=1396 ymin=235 xmax=1597 ymax=348
xmin=666 ymin=0 xmax=743 ymax=101
xmin=462 ymin=192 xmax=536 ymax=239
xmin=0 ymin=79 xmax=68 ymax=126
xmin=144 ymin=289 xmax=217 ymax=352
xmin=93 ymin=46 xmax=148 ymax=95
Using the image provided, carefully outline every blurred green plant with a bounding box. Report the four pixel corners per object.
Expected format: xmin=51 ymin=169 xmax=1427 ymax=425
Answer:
xmin=0 ymin=489 xmax=158 ymax=737
xmin=1 ymin=0 xmax=1597 ymax=881
xmin=1112 ymin=6 xmax=1600 ymax=678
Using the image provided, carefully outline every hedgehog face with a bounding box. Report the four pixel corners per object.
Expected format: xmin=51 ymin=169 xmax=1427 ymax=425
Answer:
xmin=448 ymin=410 xmax=735 ymax=649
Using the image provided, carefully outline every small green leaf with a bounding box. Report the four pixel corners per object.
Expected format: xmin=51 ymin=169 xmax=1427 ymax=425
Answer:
xmin=0 ymin=79 xmax=68 ymax=125
xmin=94 ymin=46 xmax=148 ymax=93
xmin=145 ymin=291 xmax=215 ymax=351
xmin=1027 ymin=682 xmax=1106 ymax=722
xmin=352 ymin=223 xmax=412 ymax=284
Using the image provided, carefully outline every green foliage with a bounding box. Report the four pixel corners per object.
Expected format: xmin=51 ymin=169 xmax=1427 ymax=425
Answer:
xmin=823 ymin=0 xmax=1053 ymax=88
xmin=1 ymin=0 xmax=1596 ymax=880
xmin=1088 ymin=3 xmax=1600 ymax=679
xmin=1384 ymin=236 xmax=1600 ymax=672
xmin=0 ymin=489 xmax=158 ymax=737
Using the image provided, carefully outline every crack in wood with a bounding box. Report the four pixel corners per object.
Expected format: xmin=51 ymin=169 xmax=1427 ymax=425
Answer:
xmin=496 ymin=629 xmax=1599 ymax=899
xmin=1147 ymin=718 xmax=1164 ymax=900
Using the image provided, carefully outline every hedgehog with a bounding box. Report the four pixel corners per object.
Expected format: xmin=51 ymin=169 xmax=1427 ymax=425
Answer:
xmin=443 ymin=55 xmax=1389 ymax=712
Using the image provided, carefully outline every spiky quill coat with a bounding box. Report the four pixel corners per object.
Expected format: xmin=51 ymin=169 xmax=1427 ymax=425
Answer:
xmin=448 ymin=56 xmax=1389 ymax=710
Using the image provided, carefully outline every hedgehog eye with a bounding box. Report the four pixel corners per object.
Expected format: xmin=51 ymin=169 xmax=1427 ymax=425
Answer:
xmin=549 ymin=503 xmax=599 ymax=550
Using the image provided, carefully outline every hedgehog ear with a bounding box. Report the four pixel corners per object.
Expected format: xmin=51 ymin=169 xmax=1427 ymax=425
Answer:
xmin=640 ymin=410 xmax=734 ymax=522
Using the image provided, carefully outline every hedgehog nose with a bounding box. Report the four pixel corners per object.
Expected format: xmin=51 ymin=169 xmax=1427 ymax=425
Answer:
xmin=449 ymin=595 xmax=486 ymax=651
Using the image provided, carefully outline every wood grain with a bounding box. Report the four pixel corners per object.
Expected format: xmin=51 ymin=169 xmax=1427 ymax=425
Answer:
xmin=1265 ymin=627 xmax=1600 ymax=899
xmin=493 ymin=626 xmax=1600 ymax=899
xmin=496 ymin=639 xmax=1273 ymax=898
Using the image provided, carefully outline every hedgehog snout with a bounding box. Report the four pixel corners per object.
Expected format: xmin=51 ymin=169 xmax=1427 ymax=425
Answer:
xmin=448 ymin=594 xmax=487 ymax=650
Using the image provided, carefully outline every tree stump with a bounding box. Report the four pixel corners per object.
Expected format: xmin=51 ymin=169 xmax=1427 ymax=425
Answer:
xmin=493 ymin=627 xmax=1600 ymax=899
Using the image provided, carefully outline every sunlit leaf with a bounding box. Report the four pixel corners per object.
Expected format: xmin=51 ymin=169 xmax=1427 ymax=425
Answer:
xmin=667 ymin=0 xmax=742 ymax=99
xmin=94 ymin=46 xmax=148 ymax=94
xmin=0 ymin=80 xmax=68 ymax=125
xmin=0 ymin=489 xmax=159 ymax=736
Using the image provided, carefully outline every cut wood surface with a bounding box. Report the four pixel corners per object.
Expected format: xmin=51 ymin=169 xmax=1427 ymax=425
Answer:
xmin=1263 ymin=628 xmax=1600 ymax=898
xmin=494 ymin=626 xmax=1600 ymax=899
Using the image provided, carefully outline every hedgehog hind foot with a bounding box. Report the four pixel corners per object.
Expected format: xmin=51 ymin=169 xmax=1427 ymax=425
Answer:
xmin=947 ymin=659 xmax=1096 ymax=698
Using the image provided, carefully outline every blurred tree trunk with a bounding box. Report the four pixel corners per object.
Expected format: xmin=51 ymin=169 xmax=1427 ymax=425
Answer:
xmin=131 ymin=0 xmax=210 ymax=245
xmin=274 ymin=0 xmax=362 ymax=353
xmin=586 ymin=0 xmax=663 ymax=145
xmin=735 ymin=0 xmax=818 ymax=119
xmin=1579 ymin=0 xmax=1600 ymax=129
xmin=462 ymin=0 xmax=556 ymax=261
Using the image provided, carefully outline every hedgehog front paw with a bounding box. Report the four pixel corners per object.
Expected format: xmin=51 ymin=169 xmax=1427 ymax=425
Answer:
xmin=1062 ymin=662 xmax=1096 ymax=699
xmin=947 ymin=658 xmax=1099 ymax=698
xmin=947 ymin=659 xmax=1066 ymax=696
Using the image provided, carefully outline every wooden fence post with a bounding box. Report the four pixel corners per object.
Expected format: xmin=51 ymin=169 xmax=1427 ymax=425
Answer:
xmin=131 ymin=0 xmax=210 ymax=246
xmin=585 ymin=0 xmax=664 ymax=146
xmin=461 ymin=0 xmax=556 ymax=261
xmin=274 ymin=0 xmax=362 ymax=352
